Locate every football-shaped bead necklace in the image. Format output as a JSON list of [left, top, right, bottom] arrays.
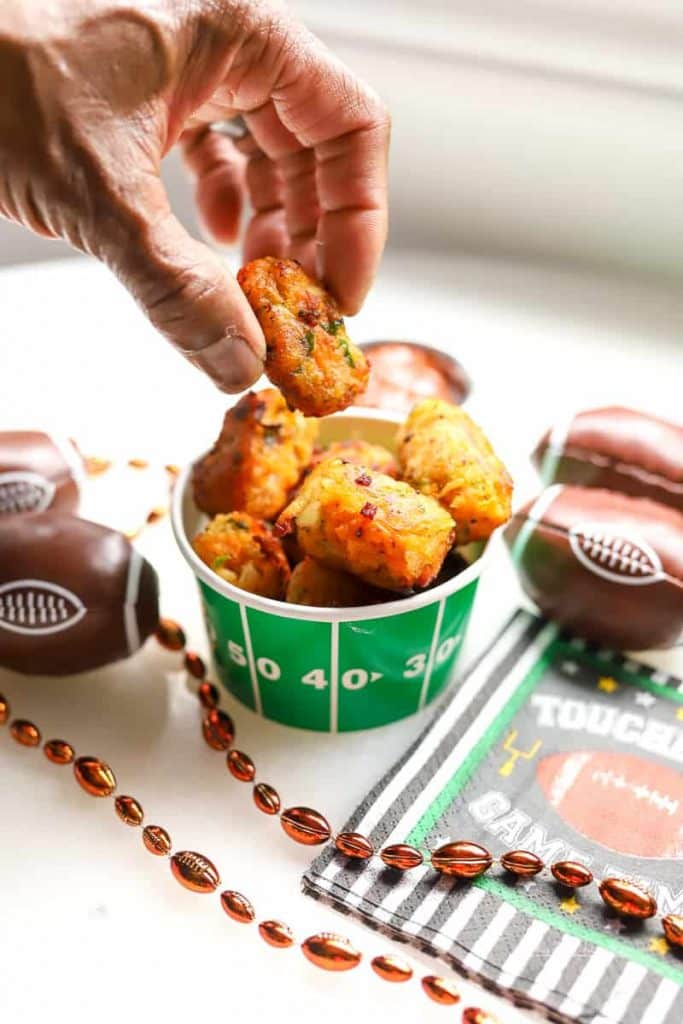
[[1, 619, 680, 1022]]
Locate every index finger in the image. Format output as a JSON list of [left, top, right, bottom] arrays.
[[245, 26, 390, 313]]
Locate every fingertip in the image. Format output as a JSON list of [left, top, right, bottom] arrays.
[[317, 205, 386, 314]]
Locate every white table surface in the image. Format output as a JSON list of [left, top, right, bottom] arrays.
[[0, 251, 681, 1024]]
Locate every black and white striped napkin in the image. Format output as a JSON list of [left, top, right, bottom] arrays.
[[304, 611, 683, 1024]]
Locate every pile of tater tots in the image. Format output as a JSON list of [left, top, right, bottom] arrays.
[[191, 256, 513, 608], [191, 388, 512, 607]]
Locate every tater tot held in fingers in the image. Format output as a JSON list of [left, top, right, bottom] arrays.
[[397, 399, 513, 545], [237, 258, 370, 416], [276, 458, 456, 592]]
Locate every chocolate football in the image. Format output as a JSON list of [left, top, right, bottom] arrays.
[[0, 514, 159, 675], [505, 485, 683, 650], [0, 430, 83, 517], [532, 406, 683, 510]]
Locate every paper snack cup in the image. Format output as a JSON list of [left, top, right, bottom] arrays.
[[172, 408, 491, 732]]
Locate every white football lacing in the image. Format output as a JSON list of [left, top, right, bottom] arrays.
[[576, 529, 654, 577]]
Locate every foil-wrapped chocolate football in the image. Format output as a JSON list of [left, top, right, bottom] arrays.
[[0, 514, 159, 675], [533, 407, 683, 510], [506, 485, 683, 650], [0, 430, 83, 517]]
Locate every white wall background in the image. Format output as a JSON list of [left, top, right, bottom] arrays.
[[2, 0, 683, 279]]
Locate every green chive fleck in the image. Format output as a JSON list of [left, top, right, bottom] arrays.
[[303, 330, 315, 355], [338, 338, 355, 367], [262, 424, 282, 447], [227, 517, 249, 531]]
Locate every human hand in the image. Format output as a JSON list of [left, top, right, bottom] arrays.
[[0, 1, 389, 391]]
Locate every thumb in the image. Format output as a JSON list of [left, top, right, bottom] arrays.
[[102, 177, 265, 393]]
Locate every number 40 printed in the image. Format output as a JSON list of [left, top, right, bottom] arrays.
[[226, 635, 459, 692]]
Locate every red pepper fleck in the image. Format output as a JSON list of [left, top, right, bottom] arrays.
[[360, 502, 377, 519], [355, 472, 372, 487], [273, 520, 292, 537]]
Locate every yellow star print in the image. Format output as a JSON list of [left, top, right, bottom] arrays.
[[675, 707, 683, 722], [648, 937, 670, 956], [560, 896, 580, 915], [598, 676, 619, 694]]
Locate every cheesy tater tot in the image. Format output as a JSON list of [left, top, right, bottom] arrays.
[[237, 258, 369, 417], [397, 399, 513, 545], [192, 388, 317, 520], [286, 557, 383, 608], [192, 512, 290, 599], [277, 458, 455, 591], [311, 439, 398, 477]]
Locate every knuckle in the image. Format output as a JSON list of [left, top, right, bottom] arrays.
[[147, 262, 220, 322]]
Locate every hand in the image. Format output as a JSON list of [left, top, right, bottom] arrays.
[[0, 1, 389, 391]]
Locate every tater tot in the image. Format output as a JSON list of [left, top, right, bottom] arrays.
[[397, 399, 513, 545], [192, 388, 317, 520], [276, 458, 455, 591], [237, 257, 369, 417], [286, 557, 383, 608], [192, 512, 290, 599], [310, 439, 398, 477]]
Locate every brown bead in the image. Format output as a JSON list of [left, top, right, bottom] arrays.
[[258, 920, 294, 948], [184, 651, 207, 680], [220, 890, 255, 924], [335, 832, 374, 860], [155, 618, 186, 651], [10, 719, 41, 747], [146, 506, 167, 525], [462, 1009, 501, 1024], [301, 933, 361, 971], [170, 851, 220, 894], [115, 795, 144, 827], [201, 709, 234, 751], [501, 850, 544, 877], [380, 843, 424, 871], [421, 975, 460, 1006], [43, 739, 75, 765], [551, 861, 594, 888], [253, 782, 280, 815], [165, 464, 180, 477], [431, 841, 493, 879], [128, 458, 149, 469], [143, 825, 172, 856], [197, 681, 219, 709], [73, 756, 116, 797], [371, 954, 413, 983], [0, 694, 9, 725], [83, 455, 111, 476], [662, 914, 683, 948], [227, 749, 255, 783], [598, 878, 657, 919], [281, 807, 332, 846]]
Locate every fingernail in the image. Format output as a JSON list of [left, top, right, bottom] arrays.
[[192, 334, 264, 392]]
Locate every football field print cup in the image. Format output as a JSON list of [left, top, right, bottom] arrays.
[[173, 409, 491, 732]]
